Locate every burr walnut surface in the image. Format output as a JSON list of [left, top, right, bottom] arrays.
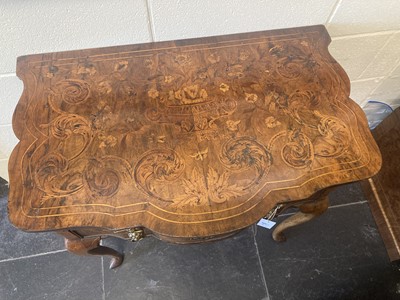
[[9, 25, 381, 243]]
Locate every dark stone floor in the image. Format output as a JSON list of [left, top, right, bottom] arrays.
[[1, 178, 399, 300]]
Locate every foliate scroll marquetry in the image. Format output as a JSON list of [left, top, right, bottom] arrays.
[[133, 143, 267, 206], [314, 112, 351, 157], [134, 149, 185, 202], [180, 167, 244, 206], [220, 137, 272, 183], [281, 130, 314, 169], [34, 153, 83, 202], [14, 26, 368, 222], [51, 79, 91, 105], [83, 156, 133, 199], [47, 114, 92, 159]]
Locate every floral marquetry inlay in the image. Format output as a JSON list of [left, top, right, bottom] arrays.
[[9, 25, 381, 238]]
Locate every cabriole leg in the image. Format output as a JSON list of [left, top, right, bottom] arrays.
[[64, 236, 124, 269], [272, 192, 330, 242]]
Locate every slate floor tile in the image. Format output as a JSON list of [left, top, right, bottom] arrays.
[[255, 202, 400, 300], [0, 191, 64, 260], [1, 177, 398, 300], [0, 177, 8, 198], [103, 227, 268, 300], [0, 251, 103, 300], [328, 182, 367, 207], [272, 183, 367, 218]]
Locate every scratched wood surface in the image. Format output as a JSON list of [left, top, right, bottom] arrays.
[[9, 25, 381, 241]]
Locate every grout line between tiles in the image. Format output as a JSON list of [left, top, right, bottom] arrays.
[[358, 33, 396, 80], [0, 249, 67, 264], [101, 256, 106, 300], [0, 73, 16, 78], [145, 0, 156, 42], [351, 77, 384, 83], [251, 225, 270, 300], [332, 30, 396, 40], [385, 58, 400, 78], [329, 200, 368, 209], [277, 200, 368, 218], [325, 0, 342, 25]]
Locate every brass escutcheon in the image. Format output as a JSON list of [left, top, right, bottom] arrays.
[[265, 204, 284, 220], [127, 227, 144, 242]]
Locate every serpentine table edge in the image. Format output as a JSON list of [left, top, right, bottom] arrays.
[[8, 25, 382, 268]]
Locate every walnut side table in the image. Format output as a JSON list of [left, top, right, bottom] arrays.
[[8, 25, 381, 268]]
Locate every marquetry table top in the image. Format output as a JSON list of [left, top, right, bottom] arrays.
[[9, 25, 381, 239]]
